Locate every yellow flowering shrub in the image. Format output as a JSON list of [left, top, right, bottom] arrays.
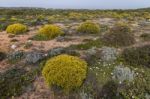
[[6, 23, 27, 35], [38, 24, 64, 39], [42, 54, 87, 92], [77, 21, 100, 34]]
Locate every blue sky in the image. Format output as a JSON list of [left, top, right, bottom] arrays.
[[0, 0, 150, 9]]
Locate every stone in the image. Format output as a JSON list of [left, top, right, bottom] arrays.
[[25, 51, 45, 64], [47, 47, 65, 57], [11, 44, 17, 50]]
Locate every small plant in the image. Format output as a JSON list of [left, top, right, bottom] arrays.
[[77, 21, 100, 34], [0, 23, 9, 32], [37, 24, 64, 40], [42, 54, 87, 92], [24, 40, 33, 49], [6, 23, 27, 35], [0, 52, 6, 61], [122, 44, 150, 68]]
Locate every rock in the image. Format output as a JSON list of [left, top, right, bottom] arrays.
[[25, 51, 45, 64], [11, 44, 17, 50], [47, 47, 65, 57], [56, 36, 66, 42], [56, 36, 73, 42], [99, 47, 118, 64], [112, 65, 135, 83]]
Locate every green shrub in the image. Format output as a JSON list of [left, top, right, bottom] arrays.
[[42, 54, 87, 92], [6, 23, 27, 35], [77, 21, 100, 34], [37, 24, 64, 40], [122, 45, 150, 68]]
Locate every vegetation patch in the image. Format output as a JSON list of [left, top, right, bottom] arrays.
[[0, 68, 33, 98], [69, 39, 103, 50], [122, 44, 150, 68], [0, 23, 8, 31], [102, 25, 135, 47], [77, 21, 100, 34], [6, 23, 28, 35], [42, 54, 87, 93], [34, 24, 64, 40], [111, 22, 131, 33]]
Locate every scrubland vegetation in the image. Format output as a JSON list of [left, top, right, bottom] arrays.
[[0, 8, 150, 99]]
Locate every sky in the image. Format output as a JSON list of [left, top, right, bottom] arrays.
[[0, 0, 150, 9]]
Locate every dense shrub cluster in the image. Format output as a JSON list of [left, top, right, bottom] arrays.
[[42, 54, 87, 92], [6, 23, 27, 34], [77, 21, 100, 34], [122, 44, 150, 68], [102, 22, 135, 47], [37, 24, 64, 40]]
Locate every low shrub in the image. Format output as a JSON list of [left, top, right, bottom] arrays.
[[122, 44, 150, 68], [37, 24, 64, 40], [102, 32, 135, 47], [111, 22, 131, 33], [42, 54, 87, 92], [102, 22, 135, 47], [0, 68, 33, 98], [6, 23, 27, 35], [77, 21, 100, 34]]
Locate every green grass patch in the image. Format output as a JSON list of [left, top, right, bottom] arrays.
[[69, 39, 103, 50]]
